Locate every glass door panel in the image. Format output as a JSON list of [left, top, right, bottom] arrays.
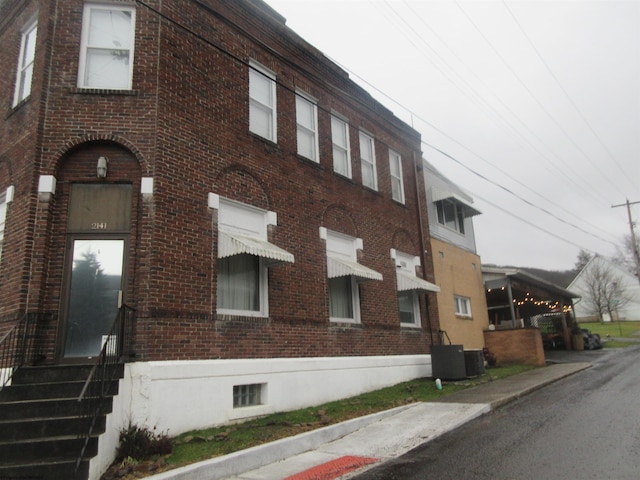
[[64, 239, 124, 358]]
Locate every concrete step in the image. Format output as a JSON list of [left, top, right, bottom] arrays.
[[0, 415, 106, 442], [0, 396, 113, 422], [10, 364, 97, 384], [0, 435, 98, 463], [0, 457, 89, 480], [0, 378, 119, 401]]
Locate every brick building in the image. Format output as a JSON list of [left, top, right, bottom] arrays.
[[1, 1, 441, 476]]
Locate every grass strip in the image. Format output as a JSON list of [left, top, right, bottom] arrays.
[[166, 364, 533, 468]]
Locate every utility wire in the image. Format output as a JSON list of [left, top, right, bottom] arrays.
[[424, 141, 620, 248], [393, 0, 615, 208], [503, 1, 638, 195], [455, 1, 624, 196], [135, 0, 622, 251]]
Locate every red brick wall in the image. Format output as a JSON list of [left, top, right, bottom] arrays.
[[0, 0, 440, 362], [484, 328, 546, 366]]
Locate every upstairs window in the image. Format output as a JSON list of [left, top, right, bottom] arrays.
[[331, 115, 351, 178], [13, 19, 37, 106], [359, 132, 377, 190], [436, 199, 465, 234], [78, 4, 136, 89], [296, 91, 319, 162], [389, 149, 405, 203], [249, 61, 277, 142], [213, 195, 294, 317]]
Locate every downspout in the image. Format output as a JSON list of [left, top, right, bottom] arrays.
[[413, 152, 436, 346]]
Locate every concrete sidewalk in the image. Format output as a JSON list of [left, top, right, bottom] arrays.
[[148, 362, 591, 480]]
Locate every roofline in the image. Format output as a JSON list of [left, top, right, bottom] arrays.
[[482, 266, 579, 298]]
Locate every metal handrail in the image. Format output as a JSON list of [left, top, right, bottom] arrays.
[[0, 313, 40, 391], [75, 304, 136, 474]]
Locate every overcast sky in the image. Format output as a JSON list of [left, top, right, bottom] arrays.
[[266, 0, 639, 271]]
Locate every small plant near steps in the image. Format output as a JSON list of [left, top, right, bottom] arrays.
[[101, 424, 172, 480]]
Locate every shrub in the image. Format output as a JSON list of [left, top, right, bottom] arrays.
[[117, 424, 172, 461]]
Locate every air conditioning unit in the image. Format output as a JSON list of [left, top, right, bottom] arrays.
[[431, 344, 466, 380]]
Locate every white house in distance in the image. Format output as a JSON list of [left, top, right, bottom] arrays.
[[568, 255, 640, 321]]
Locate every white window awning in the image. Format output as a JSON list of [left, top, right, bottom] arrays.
[[327, 255, 383, 282], [431, 187, 481, 217], [218, 231, 294, 265], [396, 271, 440, 293]]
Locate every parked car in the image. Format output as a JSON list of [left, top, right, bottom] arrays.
[[541, 332, 565, 350], [582, 329, 603, 350]]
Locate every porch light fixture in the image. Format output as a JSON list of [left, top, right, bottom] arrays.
[[97, 156, 108, 178]]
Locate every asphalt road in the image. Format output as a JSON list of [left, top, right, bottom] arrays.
[[352, 345, 640, 480]]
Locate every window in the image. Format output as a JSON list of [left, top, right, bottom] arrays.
[[218, 254, 261, 312], [233, 384, 262, 408], [454, 295, 472, 317], [78, 4, 136, 89], [214, 195, 294, 317], [331, 115, 351, 177], [398, 291, 419, 325], [359, 132, 377, 190], [323, 228, 382, 323], [13, 19, 37, 106], [436, 199, 465, 234], [393, 250, 440, 326], [296, 91, 319, 162], [389, 149, 404, 203], [0, 193, 7, 263], [394, 252, 420, 326], [249, 61, 277, 141]]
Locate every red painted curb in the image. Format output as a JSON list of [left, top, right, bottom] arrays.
[[283, 455, 379, 480]]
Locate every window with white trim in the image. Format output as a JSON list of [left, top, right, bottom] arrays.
[[359, 131, 377, 190], [0, 193, 7, 263], [249, 61, 277, 141], [214, 196, 294, 317], [331, 115, 351, 177], [13, 19, 37, 106], [296, 91, 319, 162], [436, 199, 466, 234], [394, 251, 420, 326], [389, 149, 405, 203], [454, 295, 471, 317], [78, 4, 136, 90], [323, 229, 382, 323]]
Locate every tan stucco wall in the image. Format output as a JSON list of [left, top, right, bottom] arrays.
[[431, 238, 490, 349]]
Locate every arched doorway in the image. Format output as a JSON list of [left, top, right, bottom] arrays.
[[53, 142, 141, 361]]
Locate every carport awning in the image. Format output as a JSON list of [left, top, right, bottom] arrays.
[[218, 231, 294, 265], [327, 255, 383, 282], [397, 271, 440, 293]]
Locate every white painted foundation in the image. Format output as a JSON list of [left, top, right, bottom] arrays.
[[90, 354, 431, 480]]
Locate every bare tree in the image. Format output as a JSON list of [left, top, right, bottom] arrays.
[[574, 249, 592, 273], [612, 233, 640, 278], [581, 256, 631, 322]]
